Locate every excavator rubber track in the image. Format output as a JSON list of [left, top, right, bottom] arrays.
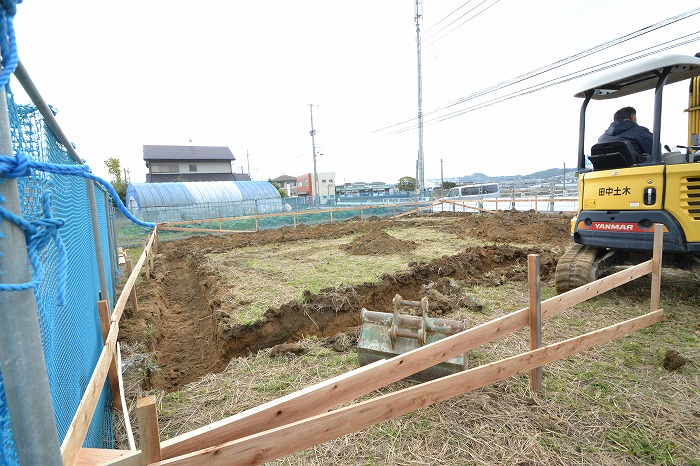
[[555, 243, 602, 294]]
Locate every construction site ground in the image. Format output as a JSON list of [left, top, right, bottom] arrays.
[[117, 210, 700, 465]]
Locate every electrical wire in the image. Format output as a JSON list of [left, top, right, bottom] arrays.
[[387, 32, 700, 134], [423, 0, 477, 33], [423, 0, 502, 47], [376, 7, 700, 134]]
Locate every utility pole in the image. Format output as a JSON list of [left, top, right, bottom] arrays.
[[415, 0, 425, 196], [309, 104, 319, 205], [563, 162, 566, 195], [440, 158, 443, 191], [247, 150, 251, 176]]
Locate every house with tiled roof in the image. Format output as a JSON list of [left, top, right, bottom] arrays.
[[143, 145, 251, 182]]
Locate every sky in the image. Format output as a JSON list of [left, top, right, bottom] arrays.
[[9, 0, 700, 186]]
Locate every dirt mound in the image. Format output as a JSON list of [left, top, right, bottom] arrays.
[[341, 230, 418, 255], [437, 210, 572, 247]]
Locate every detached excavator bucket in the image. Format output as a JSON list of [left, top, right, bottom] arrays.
[[358, 294, 468, 382]]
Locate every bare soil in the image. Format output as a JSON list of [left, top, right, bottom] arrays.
[[119, 210, 571, 391], [116, 210, 700, 465]]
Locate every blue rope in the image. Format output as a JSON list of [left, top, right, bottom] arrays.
[[0, 191, 67, 304], [0, 151, 156, 228], [0, 151, 155, 299], [0, 0, 20, 89]]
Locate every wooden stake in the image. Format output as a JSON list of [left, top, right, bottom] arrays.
[[157, 311, 662, 466], [651, 223, 663, 312], [136, 396, 161, 464], [147, 259, 655, 462], [97, 300, 122, 412], [125, 259, 139, 314], [154, 226, 159, 256], [528, 254, 542, 393]]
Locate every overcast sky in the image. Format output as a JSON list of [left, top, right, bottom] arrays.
[[10, 1, 700, 185]]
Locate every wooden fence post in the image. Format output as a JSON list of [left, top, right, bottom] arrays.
[[153, 226, 159, 256], [97, 300, 122, 412], [528, 254, 542, 393], [141, 240, 149, 279], [125, 259, 139, 314], [651, 223, 663, 311], [136, 396, 162, 464]]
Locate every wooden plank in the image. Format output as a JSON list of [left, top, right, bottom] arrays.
[[650, 223, 663, 312], [441, 199, 495, 214], [142, 240, 150, 281], [392, 201, 440, 219], [62, 229, 157, 465], [136, 396, 162, 464], [156, 197, 579, 229], [154, 225, 160, 256], [117, 342, 136, 451], [158, 203, 402, 228], [76, 448, 134, 465], [114, 254, 655, 462], [125, 259, 139, 315], [528, 254, 542, 393], [61, 323, 119, 466], [158, 226, 257, 234], [117, 247, 126, 266], [157, 310, 663, 466], [540, 260, 652, 319], [112, 231, 156, 324], [98, 300, 122, 412]]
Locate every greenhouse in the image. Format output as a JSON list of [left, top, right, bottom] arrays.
[[126, 181, 282, 223]]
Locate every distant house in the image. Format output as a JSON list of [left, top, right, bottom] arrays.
[[271, 175, 297, 197], [143, 145, 251, 183], [296, 173, 313, 197]]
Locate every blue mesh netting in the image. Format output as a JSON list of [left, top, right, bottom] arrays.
[[0, 90, 115, 463]]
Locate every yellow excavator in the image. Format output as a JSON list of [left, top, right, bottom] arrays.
[[555, 53, 700, 293]]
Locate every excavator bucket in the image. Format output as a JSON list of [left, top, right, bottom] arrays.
[[358, 294, 468, 382]]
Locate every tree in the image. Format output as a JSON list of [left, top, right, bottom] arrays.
[[397, 176, 417, 192], [104, 157, 127, 204], [442, 181, 457, 189], [268, 179, 288, 198]]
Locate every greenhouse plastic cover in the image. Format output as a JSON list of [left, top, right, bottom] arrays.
[[126, 181, 280, 209]]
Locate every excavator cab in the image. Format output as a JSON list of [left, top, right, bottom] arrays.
[[555, 54, 700, 293]]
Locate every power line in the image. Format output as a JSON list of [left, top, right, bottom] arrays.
[[376, 7, 700, 134], [423, 0, 502, 47], [387, 32, 700, 134], [423, 0, 477, 33]]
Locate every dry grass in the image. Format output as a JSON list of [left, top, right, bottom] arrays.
[[205, 227, 471, 326], [115, 268, 700, 465], [115, 214, 699, 465]]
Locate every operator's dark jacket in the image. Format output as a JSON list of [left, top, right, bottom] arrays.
[[598, 120, 653, 156]]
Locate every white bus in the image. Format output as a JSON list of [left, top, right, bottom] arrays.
[[445, 182, 500, 200]]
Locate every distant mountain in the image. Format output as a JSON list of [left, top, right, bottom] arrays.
[[434, 167, 577, 185]]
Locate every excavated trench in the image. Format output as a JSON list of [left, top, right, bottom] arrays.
[[118, 213, 570, 391]]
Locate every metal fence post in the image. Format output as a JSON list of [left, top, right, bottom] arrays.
[[14, 62, 110, 304], [0, 87, 63, 464]]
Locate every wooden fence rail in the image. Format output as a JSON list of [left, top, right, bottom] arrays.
[[63, 226, 159, 466], [156, 197, 578, 234], [100, 225, 664, 465]]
